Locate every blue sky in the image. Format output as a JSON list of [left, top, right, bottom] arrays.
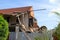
[[0, 0, 60, 30]]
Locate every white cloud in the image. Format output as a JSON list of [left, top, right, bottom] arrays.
[[48, 12, 55, 17], [49, 0, 56, 3], [49, 0, 60, 6]]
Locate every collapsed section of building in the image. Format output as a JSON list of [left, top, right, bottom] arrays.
[[0, 6, 39, 32]]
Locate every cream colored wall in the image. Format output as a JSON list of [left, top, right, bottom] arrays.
[[29, 7, 34, 17], [24, 13, 29, 31]]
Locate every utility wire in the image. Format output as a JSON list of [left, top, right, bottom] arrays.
[[29, 9, 46, 12]]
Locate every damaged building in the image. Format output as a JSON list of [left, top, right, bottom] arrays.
[[0, 6, 39, 32]]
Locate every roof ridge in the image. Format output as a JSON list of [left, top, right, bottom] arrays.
[[0, 6, 32, 10]]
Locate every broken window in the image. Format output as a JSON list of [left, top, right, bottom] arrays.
[[4, 16, 10, 23], [9, 27, 15, 32], [29, 18, 33, 27], [16, 18, 19, 24], [33, 18, 37, 23]]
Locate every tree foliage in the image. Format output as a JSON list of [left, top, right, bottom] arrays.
[[0, 15, 9, 40], [54, 23, 60, 40], [53, 12, 60, 20], [53, 12, 60, 40]]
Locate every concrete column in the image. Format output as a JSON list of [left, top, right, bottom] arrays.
[[22, 13, 24, 24], [15, 24, 19, 40]]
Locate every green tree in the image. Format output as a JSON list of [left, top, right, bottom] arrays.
[[53, 12, 60, 40], [54, 23, 60, 40], [0, 15, 9, 40]]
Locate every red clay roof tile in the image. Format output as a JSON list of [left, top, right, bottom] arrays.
[[0, 6, 32, 14]]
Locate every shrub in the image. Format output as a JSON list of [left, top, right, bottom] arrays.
[[0, 15, 9, 40], [34, 36, 41, 40]]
